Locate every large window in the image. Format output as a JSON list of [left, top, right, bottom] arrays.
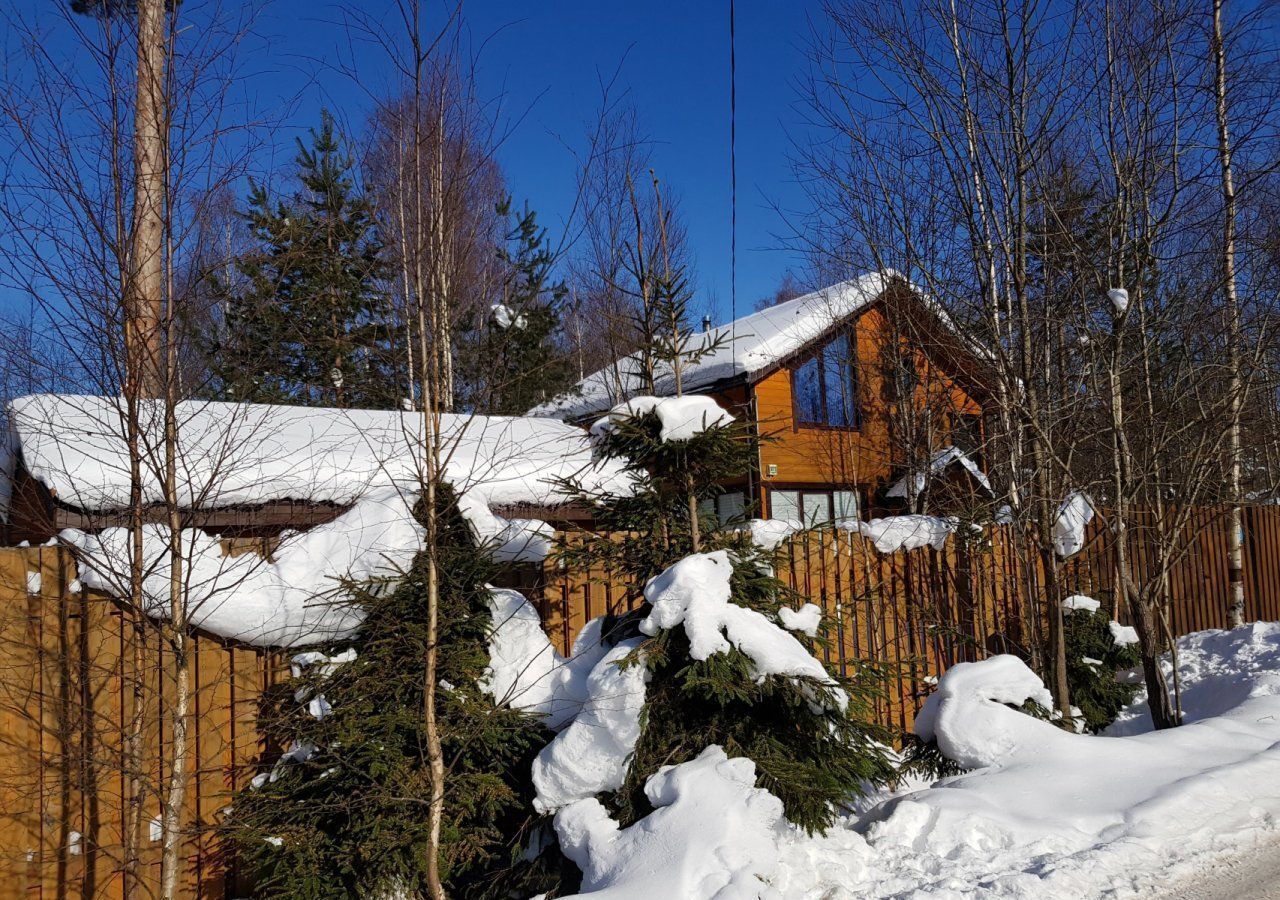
[[793, 332, 860, 428], [769, 489, 861, 526]]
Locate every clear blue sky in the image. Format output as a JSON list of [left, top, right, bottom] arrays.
[[246, 0, 820, 323]]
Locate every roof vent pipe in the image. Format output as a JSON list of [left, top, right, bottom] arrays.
[[702, 315, 712, 332]]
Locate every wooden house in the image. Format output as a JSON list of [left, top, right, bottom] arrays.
[[529, 272, 998, 521]]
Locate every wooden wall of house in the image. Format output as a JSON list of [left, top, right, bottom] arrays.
[[753, 305, 986, 509]]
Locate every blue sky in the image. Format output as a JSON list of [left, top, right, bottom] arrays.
[[245, 0, 820, 323]]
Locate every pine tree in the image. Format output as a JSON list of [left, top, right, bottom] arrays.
[[224, 488, 566, 899], [456, 199, 577, 414], [555, 189, 894, 833], [211, 111, 399, 409]]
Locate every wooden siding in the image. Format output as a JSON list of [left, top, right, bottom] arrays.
[[754, 305, 985, 505]]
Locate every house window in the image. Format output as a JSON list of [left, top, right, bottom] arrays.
[[793, 332, 860, 428], [769, 488, 861, 525], [833, 490, 860, 523], [770, 489, 800, 522], [697, 491, 748, 526], [717, 491, 746, 522], [889, 346, 918, 406]]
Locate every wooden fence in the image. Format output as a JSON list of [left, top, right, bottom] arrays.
[[1057, 504, 1280, 633], [2, 504, 1280, 896], [534, 526, 1043, 736], [0, 547, 286, 900]]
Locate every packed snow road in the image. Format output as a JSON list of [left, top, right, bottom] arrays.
[[1160, 838, 1280, 899]]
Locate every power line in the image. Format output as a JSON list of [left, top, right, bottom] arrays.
[[732, 0, 742, 335]]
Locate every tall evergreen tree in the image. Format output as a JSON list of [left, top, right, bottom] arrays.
[[225, 487, 566, 898], [555, 207, 894, 833], [211, 112, 398, 408], [456, 199, 577, 414]]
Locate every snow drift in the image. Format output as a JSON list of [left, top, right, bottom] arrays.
[[555, 746, 785, 900], [557, 623, 1280, 898]]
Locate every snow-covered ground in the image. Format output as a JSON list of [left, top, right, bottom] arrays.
[[550, 621, 1280, 899]]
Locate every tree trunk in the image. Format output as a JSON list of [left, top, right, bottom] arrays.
[[131, 0, 166, 398], [412, 50, 447, 896], [1110, 359, 1176, 729], [123, 394, 147, 900], [158, 632, 190, 899], [1212, 0, 1247, 629]]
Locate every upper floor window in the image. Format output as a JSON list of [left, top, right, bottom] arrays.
[[793, 331, 860, 428]]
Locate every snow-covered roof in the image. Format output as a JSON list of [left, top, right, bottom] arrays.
[[530, 271, 897, 421], [7, 394, 628, 514]]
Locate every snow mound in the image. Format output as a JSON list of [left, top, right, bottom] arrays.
[[1108, 287, 1130, 314], [62, 489, 422, 647], [1052, 492, 1094, 557], [1061, 594, 1100, 613], [590, 395, 734, 443], [639, 551, 840, 695], [555, 745, 785, 899], [778, 603, 821, 638], [1109, 621, 1280, 734], [490, 303, 527, 330], [746, 518, 800, 551], [531, 636, 650, 813], [1109, 620, 1138, 646], [911, 655, 1058, 769], [457, 491, 553, 563], [481, 589, 610, 732]]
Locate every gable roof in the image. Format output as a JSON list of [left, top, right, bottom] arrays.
[[529, 270, 990, 422], [5, 394, 628, 516]]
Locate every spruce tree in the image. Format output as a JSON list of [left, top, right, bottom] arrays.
[[1063, 602, 1141, 733], [555, 207, 894, 833], [211, 111, 398, 408], [456, 199, 577, 414], [224, 487, 566, 899]]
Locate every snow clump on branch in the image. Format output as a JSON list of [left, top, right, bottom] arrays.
[[590, 394, 734, 443]]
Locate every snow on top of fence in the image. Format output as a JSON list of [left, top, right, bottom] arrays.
[[6, 393, 630, 514], [747, 515, 961, 554]]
